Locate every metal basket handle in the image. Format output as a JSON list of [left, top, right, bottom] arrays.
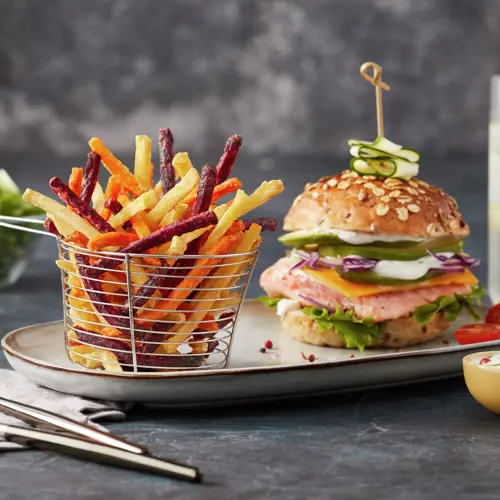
[[0, 215, 56, 238]]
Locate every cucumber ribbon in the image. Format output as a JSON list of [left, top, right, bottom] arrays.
[[348, 136, 420, 180]]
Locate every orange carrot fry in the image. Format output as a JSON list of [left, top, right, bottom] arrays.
[[69, 168, 83, 196], [88, 232, 139, 251], [101, 175, 123, 220], [197, 313, 218, 333], [66, 231, 89, 248], [137, 234, 242, 324], [89, 137, 144, 197], [225, 220, 245, 236], [186, 178, 242, 207], [101, 326, 123, 338]]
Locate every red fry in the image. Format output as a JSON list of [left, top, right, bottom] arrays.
[[80, 152, 101, 205], [50, 177, 115, 233], [191, 164, 217, 216], [215, 135, 242, 185], [159, 128, 175, 195], [104, 197, 123, 216], [44, 218, 60, 236], [137, 233, 242, 324], [85, 211, 218, 278], [242, 217, 277, 232], [186, 177, 242, 207]]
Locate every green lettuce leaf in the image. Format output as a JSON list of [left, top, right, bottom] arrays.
[[413, 285, 484, 326], [301, 306, 380, 351], [256, 296, 282, 308]]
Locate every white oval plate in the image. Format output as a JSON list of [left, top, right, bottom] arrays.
[[1, 301, 496, 407]]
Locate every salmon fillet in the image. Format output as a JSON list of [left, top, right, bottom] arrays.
[[260, 257, 472, 323]]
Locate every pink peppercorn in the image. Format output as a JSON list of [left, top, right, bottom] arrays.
[[264, 340, 273, 349], [308, 354, 316, 362], [480, 357, 491, 365]]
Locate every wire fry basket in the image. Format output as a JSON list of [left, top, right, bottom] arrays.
[[56, 238, 258, 373]]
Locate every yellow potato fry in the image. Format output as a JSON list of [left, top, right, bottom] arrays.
[[200, 190, 248, 252], [160, 203, 188, 226], [128, 259, 150, 287], [48, 214, 74, 237], [91, 182, 106, 213], [108, 189, 157, 230], [146, 168, 200, 228], [56, 259, 75, 273], [68, 295, 102, 332], [69, 345, 102, 369], [134, 135, 153, 191], [131, 214, 151, 238], [171, 224, 261, 345], [154, 181, 163, 200], [165, 312, 186, 323], [97, 349, 123, 372], [218, 292, 240, 310], [23, 189, 100, 239], [201, 181, 283, 252], [172, 152, 193, 179]]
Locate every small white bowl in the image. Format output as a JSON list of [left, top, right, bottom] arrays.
[[463, 351, 500, 414]]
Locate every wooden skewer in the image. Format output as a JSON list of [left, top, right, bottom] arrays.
[[360, 62, 391, 138]]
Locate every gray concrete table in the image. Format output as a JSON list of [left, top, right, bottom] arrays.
[[0, 154, 496, 500]]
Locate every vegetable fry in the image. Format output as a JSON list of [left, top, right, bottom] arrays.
[[215, 134, 242, 185], [160, 203, 188, 227], [108, 189, 157, 230], [242, 217, 277, 231], [171, 224, 261, 345], [191, 164, 216, 216], [86, 211, 218, 277], [50, 177, 115, 233], [172, 152, 193, 179], [91, 182, 105, 214], [44, 218, 60, 236], [74, 254, 130, 331], [104, 197, 123, 216], [101, 175, 123, 219], [201, 180, 283, 252], [23, 189, 100, 239], [125, 236, 188, 314], [89, 137, 144, 197], [159, 128, 175, 195], [68, 167, 83, 197], [80, 152, 101, 205], [131, 214, 151, 238], [137, 233, 242, 323], [185, 177, 242, 207], [88, 232, 138, 251], [145, 168, 200, 228], [134, 135, 153, 191]]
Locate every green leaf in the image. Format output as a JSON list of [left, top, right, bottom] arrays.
[[256, 296, 282, 308], [301, 306, 380, 351], [413, 285, 484, 326]]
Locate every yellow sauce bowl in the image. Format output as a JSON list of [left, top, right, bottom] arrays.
[[463, 351, 500, 414]]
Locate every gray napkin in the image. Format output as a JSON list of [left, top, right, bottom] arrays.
[[0, 369, 130, 451]]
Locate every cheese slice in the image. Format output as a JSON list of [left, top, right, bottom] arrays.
[[303, 268, 478, 298]]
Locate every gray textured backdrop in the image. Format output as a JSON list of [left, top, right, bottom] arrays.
[[0, 0, 498, 159]]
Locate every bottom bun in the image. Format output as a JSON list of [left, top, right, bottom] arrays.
[[281, 310, 451, 349]]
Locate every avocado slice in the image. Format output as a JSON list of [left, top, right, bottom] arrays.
[[318, 239, 463, 261]]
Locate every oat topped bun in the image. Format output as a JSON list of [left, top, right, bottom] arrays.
[[283, 170, 469, 239]]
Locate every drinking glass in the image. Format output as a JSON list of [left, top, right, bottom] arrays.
[[488, 76, 500, 303]]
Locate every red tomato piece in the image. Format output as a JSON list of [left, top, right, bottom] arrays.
[[455, 323, 500, 345], [485, 304, 500, 323]]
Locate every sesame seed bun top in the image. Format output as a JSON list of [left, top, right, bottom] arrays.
[[283, 170, 469, 238]]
